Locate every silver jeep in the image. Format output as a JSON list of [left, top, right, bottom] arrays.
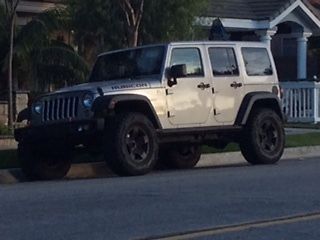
[[15, 41, 285, 180]]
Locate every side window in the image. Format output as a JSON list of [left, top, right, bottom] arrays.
[[242, 48, 273, 76], [208, 48, 239, 76], [170, 48, 204, 77]]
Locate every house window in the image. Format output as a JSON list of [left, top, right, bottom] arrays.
[[208, 48, 239, 76], [242, 48, 273, 76], [170, 48, 204, 77]]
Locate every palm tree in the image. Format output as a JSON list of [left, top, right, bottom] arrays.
[[0, 6, 89, 94], [0, 4, 10, 95]]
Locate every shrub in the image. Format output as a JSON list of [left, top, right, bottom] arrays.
[[0, 124, 11, 136]]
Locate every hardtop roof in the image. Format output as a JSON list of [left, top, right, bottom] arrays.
[[98, 41, 269, 56]]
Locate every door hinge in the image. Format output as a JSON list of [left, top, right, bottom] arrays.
[[167, 111, 175, 118], [213, 109, 221, 116], [166, 89, 173, 95]]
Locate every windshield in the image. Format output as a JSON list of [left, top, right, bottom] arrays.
[[89, 46, 165, 82]]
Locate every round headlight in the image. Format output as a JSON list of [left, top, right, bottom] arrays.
[[83, 93, 94, 109], [34, 102, 42, 114]]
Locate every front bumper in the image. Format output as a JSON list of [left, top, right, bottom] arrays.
[[14, 119, 105, 144]]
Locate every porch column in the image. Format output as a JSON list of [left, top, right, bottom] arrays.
[[297, 32, 312, 80], [256, 28, 277, 47]]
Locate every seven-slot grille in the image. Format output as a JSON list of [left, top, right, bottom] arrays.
[[42, 96, 80, 122]]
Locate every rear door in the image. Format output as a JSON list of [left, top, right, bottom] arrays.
[[208, 46, 244, 124]]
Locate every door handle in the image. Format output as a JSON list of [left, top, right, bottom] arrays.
[[197, 82, 211, 90], [230, 81, 243, 89]]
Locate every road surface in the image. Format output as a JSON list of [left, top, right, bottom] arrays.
[[0, 157, 320, 240]]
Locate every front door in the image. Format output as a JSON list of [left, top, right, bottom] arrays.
[[166, 47, 212, 126], [208, 46, 243, 124]]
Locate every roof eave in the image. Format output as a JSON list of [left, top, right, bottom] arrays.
[[270, 0, 320, 29]]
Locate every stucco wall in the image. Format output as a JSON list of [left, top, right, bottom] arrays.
[[0, 92, 29, 125], [15, 92, 28, 116]]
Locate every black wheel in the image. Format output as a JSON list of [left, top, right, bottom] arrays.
[[18, 143, 72, 180], [240, 108, 285, 165], [104, 113, 158, 176], [162, 144, 201, 169]]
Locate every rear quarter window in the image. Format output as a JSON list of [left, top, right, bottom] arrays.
[[242, 48, 273, 76]]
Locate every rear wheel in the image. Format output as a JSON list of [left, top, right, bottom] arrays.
[[161, 144, 201, 169], [104, 113, 158, 176], [240, 108, 285, 165], [18, 143, 72, 180]]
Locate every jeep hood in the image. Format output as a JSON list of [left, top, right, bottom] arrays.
[[54, 78, 161, 94]]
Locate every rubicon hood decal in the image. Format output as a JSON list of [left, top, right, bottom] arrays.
[[54, 80, 155, 94], [111, 82, 150, 91]]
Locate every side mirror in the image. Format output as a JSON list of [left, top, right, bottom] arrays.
[[168, 64, 187, 87], [170, 64, 187, 79]]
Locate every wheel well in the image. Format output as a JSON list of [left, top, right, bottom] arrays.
[[248, 99, 283, 121], [114, 101, 161, 129], [236, 92, 285, 126]]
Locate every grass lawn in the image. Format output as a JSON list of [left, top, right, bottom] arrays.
[[1, 132, 320, 169]]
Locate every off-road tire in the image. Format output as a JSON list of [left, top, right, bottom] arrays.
[[104, 113, 158, 176], [18, 143, 72, 181], [162, 144, 201, 169], [240, 108, 285, 165]]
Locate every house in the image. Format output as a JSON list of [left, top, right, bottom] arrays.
[[199, 0, 320, 81]]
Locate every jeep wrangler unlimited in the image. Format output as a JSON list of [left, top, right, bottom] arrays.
[[15, 41, 285, 180]]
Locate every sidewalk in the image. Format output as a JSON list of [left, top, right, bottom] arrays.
[[285, 128, 320, 135], [1, 145, 320, 184]]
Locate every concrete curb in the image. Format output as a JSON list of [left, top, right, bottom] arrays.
[[198, 145, 320, 168], [1, 146, 320, 184]]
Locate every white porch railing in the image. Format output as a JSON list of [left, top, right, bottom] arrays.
[[280, 81, 320, 123]]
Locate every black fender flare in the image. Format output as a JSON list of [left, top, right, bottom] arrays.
[[235, 92, 284, 125], [17, 108, 31, 122], [92, 94, 162, 129]]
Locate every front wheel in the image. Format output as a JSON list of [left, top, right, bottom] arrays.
[[18, 143, 72, 180], [240, 108, 285, 165], [104, 113, 158, 176]]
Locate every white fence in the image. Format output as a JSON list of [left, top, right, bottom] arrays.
[[280, 82, 320, 123]]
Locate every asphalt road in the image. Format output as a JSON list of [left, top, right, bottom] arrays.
[[1, 158, 320, 240]]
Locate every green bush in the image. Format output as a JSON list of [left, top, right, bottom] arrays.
[[0, 124, 12, 136]]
